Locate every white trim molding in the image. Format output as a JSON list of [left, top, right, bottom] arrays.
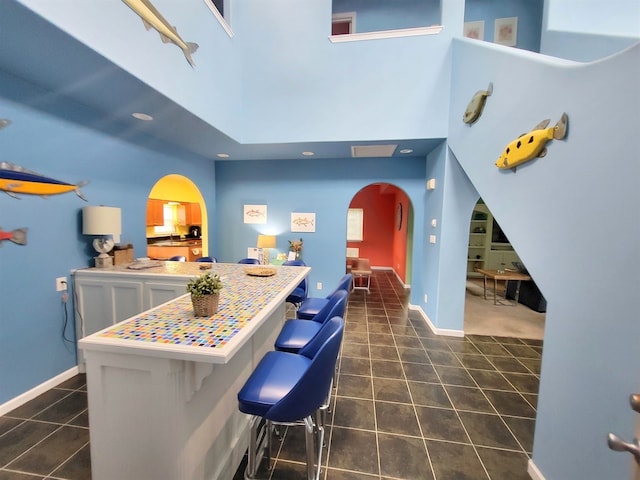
[[330, 25, 443, 43], [201, 0, 233, 38], [0, 366, 80, 416], [528, 459, 546, 480], [409, 305, 464, 337]]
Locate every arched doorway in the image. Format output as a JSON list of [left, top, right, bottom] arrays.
[[145, 175, 209, 260], [346, 183, 413, 286], [464, 198, 546, 339]]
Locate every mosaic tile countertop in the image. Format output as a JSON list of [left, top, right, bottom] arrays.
[[79, 263, 309, 364]]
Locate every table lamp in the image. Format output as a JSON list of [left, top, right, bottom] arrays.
[[256, 234, 276, 265], [83, 206, 122, 268]]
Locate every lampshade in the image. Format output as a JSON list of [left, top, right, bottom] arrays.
[[83, 206, 122, 244], [256, 234, 276, 249]]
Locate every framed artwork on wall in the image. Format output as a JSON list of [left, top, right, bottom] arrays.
[[494, 17, 518, 46], [463, 20, 484, 40], [291, 212, 316, 232], [243, 204, 267, 224]]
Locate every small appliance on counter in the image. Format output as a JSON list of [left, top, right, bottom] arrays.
[[188, 225, 201, 238]]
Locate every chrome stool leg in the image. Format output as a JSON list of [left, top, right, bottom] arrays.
[[303, 415, 324, 480], [245, 416, 272, 480]]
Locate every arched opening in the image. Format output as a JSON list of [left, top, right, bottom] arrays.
[[345, 183, 413, 287], [464, 198, 546, 338], [145, 174, 209, 261]]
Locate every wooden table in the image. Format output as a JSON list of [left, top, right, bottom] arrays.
[[351, 258, 372, 293], [475, 268, 531, 306]]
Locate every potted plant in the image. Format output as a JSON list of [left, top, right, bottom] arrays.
[[186, 272, 223, 317]]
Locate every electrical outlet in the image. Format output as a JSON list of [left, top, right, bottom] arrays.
[[56, 277, 67, 292], [429, 235, 436, 244], [316, 282, 322, 290], [424, 294, 428, 303]]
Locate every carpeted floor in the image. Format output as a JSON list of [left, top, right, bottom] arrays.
[[464, 279, 546, 340]]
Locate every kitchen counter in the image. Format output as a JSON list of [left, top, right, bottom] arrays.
[[146, 239, 203, 261], [78, 263, 309, 480], [79, 262, 308, 363], [147, 239, 202, 247]]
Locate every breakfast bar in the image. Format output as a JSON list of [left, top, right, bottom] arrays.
[[78, 263, 309, 480]]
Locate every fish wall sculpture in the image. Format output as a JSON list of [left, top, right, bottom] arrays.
[[496, 113, 569, 172], [463, 82, 493, 125], [0, 227, 27, 246], [0, 162, 88, 200], [121, 0, 199, 67]]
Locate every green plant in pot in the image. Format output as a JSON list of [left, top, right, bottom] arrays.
[[186, 272, 223, 317]]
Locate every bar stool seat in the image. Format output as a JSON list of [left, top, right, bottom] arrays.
[[238, 352, 310, 418], [297, 274, 352, 320], [275, 289, 348, 353]]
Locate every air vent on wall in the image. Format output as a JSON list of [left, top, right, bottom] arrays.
[[351, 144, 398, 158]]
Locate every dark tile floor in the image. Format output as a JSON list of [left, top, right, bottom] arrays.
[[0, 270, 542, 480]]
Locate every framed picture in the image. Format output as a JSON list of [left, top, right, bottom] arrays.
[[494, 17, 517, 47], [243, 204, 267, 224], [291, 212, 316, 232], [463, 21, 484, 41]]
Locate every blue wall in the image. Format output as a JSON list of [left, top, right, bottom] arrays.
[[0, 73, 216, 403], [215, 157, 427, 299], [464, 0, 544, 52], [2, 1, 639, 479], [448, 38, 640, 480], [332, 0, 442, 32]]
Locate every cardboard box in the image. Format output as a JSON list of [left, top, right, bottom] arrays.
[[112, 245, 134, 265]]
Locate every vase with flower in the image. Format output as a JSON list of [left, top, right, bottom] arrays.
[[288, 238, 303, 260]]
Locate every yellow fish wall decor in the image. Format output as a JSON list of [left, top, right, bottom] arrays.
[[0, 162, 88, 200], [496, 113, 568, 172], [463, 82, 493, 125]]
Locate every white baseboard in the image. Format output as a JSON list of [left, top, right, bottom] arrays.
[[0, 366, 80, 416], [527, 459, 545, 480], [409, 304, 464, 337]]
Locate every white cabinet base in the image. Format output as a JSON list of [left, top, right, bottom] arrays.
[[85, 302, 286, 480]]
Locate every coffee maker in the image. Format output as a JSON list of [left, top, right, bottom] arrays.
[[188, 225, 201, 238]]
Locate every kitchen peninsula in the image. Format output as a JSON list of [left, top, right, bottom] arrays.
[[78, 262, 309, 480]]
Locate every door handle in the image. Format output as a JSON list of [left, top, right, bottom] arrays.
[[607, 433, 640, 465], [630, 394, 640, 414]]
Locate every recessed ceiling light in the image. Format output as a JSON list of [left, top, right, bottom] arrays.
[[131, 112, 153, 121], [0, 119, 11, 129], [217, 153, 230, 158], [302, 151, 315, 156], [399, 149, 413, 154]]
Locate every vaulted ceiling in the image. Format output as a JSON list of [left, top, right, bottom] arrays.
[[0, 1, 442, 161]]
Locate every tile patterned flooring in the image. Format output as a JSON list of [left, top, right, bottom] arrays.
[[0, 270, 542, 479]]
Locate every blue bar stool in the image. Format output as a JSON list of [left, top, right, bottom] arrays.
[[196, 256, 217, 262], [238, 258, 260, 264], [275, 289, 348, 429], [296, 274, 352, 320], [238, 316, 344, 480], [274, 289, 348, 354], [283, 260, 308, 309]]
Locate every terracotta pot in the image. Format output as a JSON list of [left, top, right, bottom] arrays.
[[191, 293, 219, 317]]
